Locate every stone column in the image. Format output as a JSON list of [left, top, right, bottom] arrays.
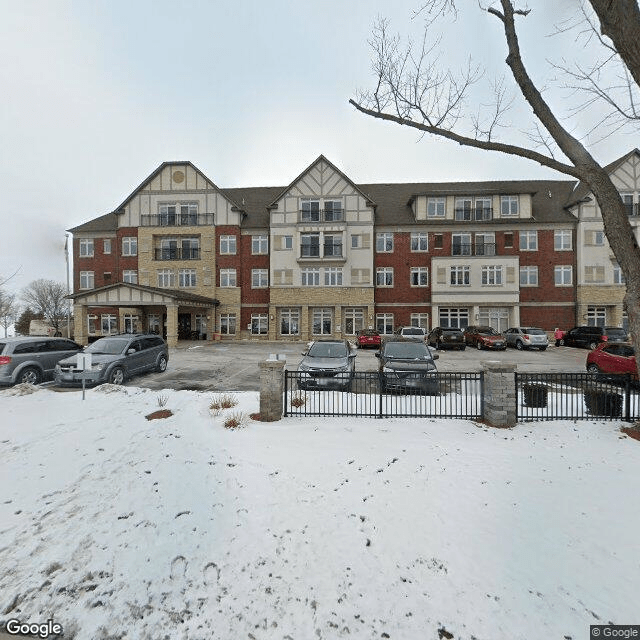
[[259, 359, 285, 421], [300, 306, 310, 342], [268, 305, 277, 341], [166, 304, 178, 347], [482, 360, 517, 428], [73, 304, 88, 345]]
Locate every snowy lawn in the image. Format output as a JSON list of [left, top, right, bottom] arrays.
[[1, 385, 639, 640]]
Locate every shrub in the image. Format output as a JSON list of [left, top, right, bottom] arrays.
[[156, 393, 169, 408], [223, 412, 247, 430], [210, 393, 239, 412], [290, 392, 307, 408]]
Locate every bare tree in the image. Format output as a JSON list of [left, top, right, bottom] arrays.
[[0, 289, 19, 337], [21, 279, 70, 335], [350, 0, 640, 371]]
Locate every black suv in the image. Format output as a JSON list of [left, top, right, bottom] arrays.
[[376, 338, 439, 394], [562, 326, 628, 350]]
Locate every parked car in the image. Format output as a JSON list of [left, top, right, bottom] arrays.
[[0, 337, 83, 386], [376, 338, 439, 394], [562, 326, 627, 350], [586, 342, 637, 379], [504, 327, 549, 351], [463, 326, 507, 350], [356, 329, 382, 349], [297, 339, 356, 391], [395, 326, 428, 341], [54, 334, 168, 386], [427, 327, 466, 350]]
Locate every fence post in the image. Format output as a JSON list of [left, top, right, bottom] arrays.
[[625, 373, 631, 422], [482, 361, 517, 428], [259, 358, 286, 421]]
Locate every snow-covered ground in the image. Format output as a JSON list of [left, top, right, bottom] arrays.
[[1, 385, 638, 640]]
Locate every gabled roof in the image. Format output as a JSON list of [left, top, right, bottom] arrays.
[[67, 212, 118, 234], [67, 282, 219, 306], [267, 154, 376, 210], [566, 148, 640, 208]]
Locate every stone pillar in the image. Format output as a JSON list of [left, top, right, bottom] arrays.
[[268, 305, 277, 340], [259, 359, 285, 421], [300, 306, 310, 342], [367, 304, 375, 331], [482, 360, 517, 428], [166, 304, 178, 347], [73, 304, 88, 345]]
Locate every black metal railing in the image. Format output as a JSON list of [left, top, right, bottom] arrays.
[[516, 372, 640, 421], [299, 208, 344, 223], [284, 371, 484, 419], [451, 243, 497, 256], [454, 207, 493, 221], [154, 247, 201, 260], [141, 213, 215, 227]]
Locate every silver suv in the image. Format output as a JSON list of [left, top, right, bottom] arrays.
[[55, 334, 168, 386], [0, 337, 83, 386]]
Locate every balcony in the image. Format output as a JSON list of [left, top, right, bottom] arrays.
[[454, 207, 493, 221], [141, 213, 215, 227], [154, 247, 201, 261], [299, 208, 344, 223], [451, 243, 497, 257]]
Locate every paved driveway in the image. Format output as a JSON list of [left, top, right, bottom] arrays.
[[121, 340, 590, 392]]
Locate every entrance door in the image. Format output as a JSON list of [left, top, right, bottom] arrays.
[[178, 313, 192, 340], [478, 308, 510, 332]]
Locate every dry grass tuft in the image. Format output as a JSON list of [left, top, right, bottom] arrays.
[[290, 392, 307, 408], [223, 412, 247, 430]]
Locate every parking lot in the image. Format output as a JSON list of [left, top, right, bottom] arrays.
[[101, 340, 592, 392]]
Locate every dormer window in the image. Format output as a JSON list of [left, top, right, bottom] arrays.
[[300, 198, 343, 222], [500, 195, 519, 216]]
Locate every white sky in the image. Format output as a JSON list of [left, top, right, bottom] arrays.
[[0, 0, 632, 295]]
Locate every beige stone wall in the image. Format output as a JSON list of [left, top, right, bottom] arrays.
[[577, 284, 626, 326]]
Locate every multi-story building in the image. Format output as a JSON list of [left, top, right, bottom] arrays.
[[68, 151, 640, 346]]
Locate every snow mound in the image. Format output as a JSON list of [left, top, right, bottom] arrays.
[[92, 383, 127, 394], [2, 383, 40, 396]]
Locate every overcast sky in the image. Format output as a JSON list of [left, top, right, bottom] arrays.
[[0, 0, 632, 297]]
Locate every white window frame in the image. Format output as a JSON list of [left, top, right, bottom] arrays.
[[101, 314, 117, 335], [439, 308, 469, 329], [252, 235, 268, 255], [79, 271, 94, 289], [452, 233, 472, 256], [376, 233, 394, 253], [344, 308, 364, 335], [312, 308, 333, 335], [103, 239, 111, 254], [376, 267, 394, 287], [376, 313, 394, 335], [324, 267, 343, 286], [280, 308, 300, 335], [283, 235, 293, 250], [220, 235, 237, 255], [554, 265, 573, 286], [554, 230, 572, 251], [79, 239, 94, 257], [179, 269, 197, 287], [300, 233, 320, 258], [323, 233, 343, 258], [220, 268, 237, 287], [148, 314, 161, 334], [613, 262, 626, 284], [519, 266, 538, 286], [157, 269, 175, 288], [410, 313, 429, 329], [252, 268, 269, 288], [410, 267, 429, 286], [301, 268, 321, 286], [500, 195, 519, 216], [450, 266, 470, 286], [411, 232, 428, 251], [427, 197, 445, 218], [123, 270, 137, 284], [251, 314, 268, 335], [519, 230, 538, 251], [481, 265, 503, 286], [220, 314, 236, 335], [122, 237, 137, 257], [300, 199, 321, 222]]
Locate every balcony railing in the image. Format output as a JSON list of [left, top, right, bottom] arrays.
[[454, 207, 493, 221], [154, 247, 201, 260], [299, 208, 344, 223], [625, 203, 639, 216], [451, 243, 497, 256], [141, 213, 215, 227]]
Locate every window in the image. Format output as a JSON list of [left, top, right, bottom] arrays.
[[301, 268, 320, 286], [180, 237, 200, 259], [103, 239, 111, 254], [252, 269, 268, 288], [122, 237, 137, 256], [474, 197, 492, 220], [410, 267, 429, 286], [301, 233, 320, 257], [439, 308, 469, 329], [434, 234, 443, 249], [475, 232, 495, 256], [123, 270, 138, 284], [411, 232, 428, 251], [101, 314, 117, 335], [157, 269, 175, 288], [251, 314, 268, 335], [504, 232, 513, 248], [323, 234, 343, 257], [283, 235, 293, 250], [220, 269, 237, 287], [482, 265, 503, 285], [123, 314, 139, 334], [87, 315, 98, 335], [554, 265, 573, 285], [220, 314, 236, 335], [376, 233, 394, 252], [79, 239, 94, 257], [613, 262, 626, 284], [411, 313, 429, 329], [450, 266, 470, 286], [376, 267, 394, 286], [344, 308, 364, 335], [554, 230, 572, 250], [586, 306, 607, 327], [220, 235, 237, 254], [520, 266, 538, 286], [280, 308, 300, 335], [352, 235, 360, 249], [79, 271, 94, 289], [584, 266, 605, 283], [622, 193, 634, 216], [301, 199, 320, 222], [376, 313, 394, 335], [427, 197, 445, 217], [252, 235, 268, 254], [519, 230, 538, 251], [312, 308, 332, 335], [103, 272, 112, 282], [325, 267, 343, 286], [500, 195, 519, 216], [586, 230, 605, 246], [454, 197, 473, 221], [452, 233, 471, 256], [159, 204, 177, 225], [324, 200, 343, 221], [179, 203, 198, 225], [179, 269, 197, 287], [148, 314, 161, 334]]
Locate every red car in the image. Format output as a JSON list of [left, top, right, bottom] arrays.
[[356, 329, 382, 349], [586, 342, 637, 379], [463, 326, 507, 350]]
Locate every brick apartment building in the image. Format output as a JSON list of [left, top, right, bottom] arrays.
[[68, 150, 640, 346]]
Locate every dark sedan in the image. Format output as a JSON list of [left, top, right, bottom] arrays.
[[427, 327, 466, 350]]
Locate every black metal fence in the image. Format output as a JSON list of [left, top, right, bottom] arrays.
[[516, 372, 640, 422], [283, 370, 484, 419]]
